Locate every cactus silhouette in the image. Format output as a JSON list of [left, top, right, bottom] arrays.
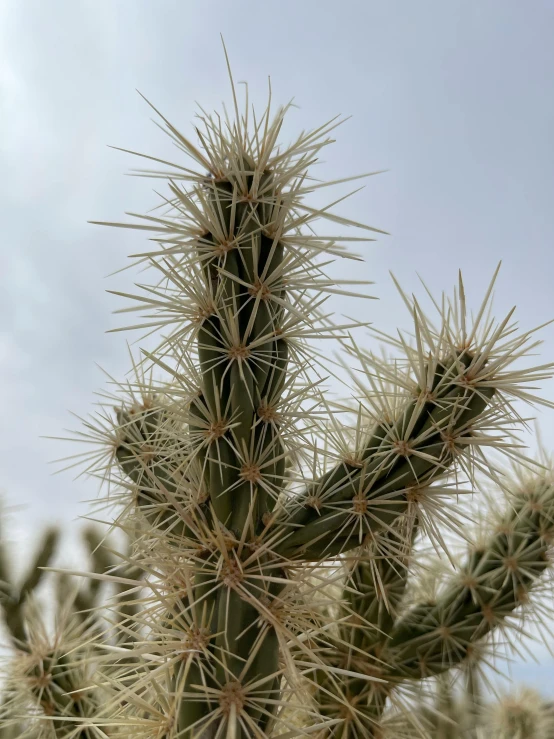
[[7, 45, 554, 738]]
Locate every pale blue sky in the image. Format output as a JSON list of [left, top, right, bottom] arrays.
[[1, 0, 554, 694]]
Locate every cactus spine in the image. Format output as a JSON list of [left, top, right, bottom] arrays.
[[11, 48, 554, 738]]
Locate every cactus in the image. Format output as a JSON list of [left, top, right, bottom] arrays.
[[483, 688, 554, 739], [0, 522, 60, 738], [0, 521, 60, 648], [310, 461, 554, 737], [0, 522, 141, 738], [13, 46, 554, 738], [392, 678, 554, 739], [391, 683, 554, 739]]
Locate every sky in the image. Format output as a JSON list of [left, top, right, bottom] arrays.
[[1, 0, 554, 696]]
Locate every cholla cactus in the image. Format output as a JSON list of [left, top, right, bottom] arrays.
[[0, 524, 59, 648], [483, 687, 554, 739], [310, 459, 554, 737], [29, 48, 554, 738], [0, 524, 59, 738], [391, 680, 554, 739], [0, 525, 140, 738]]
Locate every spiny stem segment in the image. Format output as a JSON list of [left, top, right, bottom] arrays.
[[315, 471, 554, 737]]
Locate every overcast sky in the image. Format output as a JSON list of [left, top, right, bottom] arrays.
[[1, 0, 554, 695]]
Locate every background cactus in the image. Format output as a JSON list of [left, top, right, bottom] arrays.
[[391, 677, 554, 739], [0, 523, 140, 738], [483, 688, 554, 739], [3, 49, 554, 738]]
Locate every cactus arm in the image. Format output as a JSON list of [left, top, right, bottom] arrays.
[[435, 675, 462, 739], [386, 481, 553, 679], [275, 357, 495, 560], [339, 516, 419, 657], [0, 527, 59, 647], [312, 473, 554, 738], [77, 526, 115, 612], [114, 402, 213, 541], [461, 660, 483, 738], [311, 516, 420, 736]]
